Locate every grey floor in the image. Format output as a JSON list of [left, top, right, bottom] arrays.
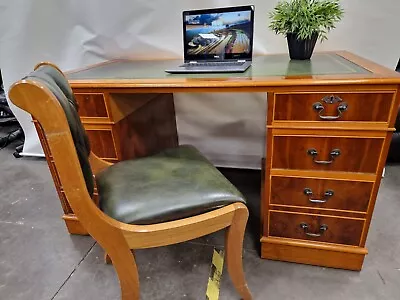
[[1, 134, 400, 300]]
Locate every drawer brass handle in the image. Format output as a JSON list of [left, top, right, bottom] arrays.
[[300, 223, 328, 238], [313, 95, 348, 120], [307, 148, 341, 165], [303, 188, 334, 203]]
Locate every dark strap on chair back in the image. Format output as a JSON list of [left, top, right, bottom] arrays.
[[24, 65, 94, 196]]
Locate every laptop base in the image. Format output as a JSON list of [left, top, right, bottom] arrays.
[[165, 61, 251, 74]]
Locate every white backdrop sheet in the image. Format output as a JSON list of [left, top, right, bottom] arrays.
[[1, 0, 399, 167]]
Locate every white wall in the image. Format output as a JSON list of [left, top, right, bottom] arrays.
[[1, 0, 399, 167]]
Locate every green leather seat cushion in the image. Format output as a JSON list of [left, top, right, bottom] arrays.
[[96, 145, 246, 225]]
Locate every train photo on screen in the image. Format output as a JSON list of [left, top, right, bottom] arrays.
[[184, 10, 252, 57]]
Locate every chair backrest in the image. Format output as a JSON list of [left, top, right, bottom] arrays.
[[9, 63, 128, 248], [17, 64, 94, 196]]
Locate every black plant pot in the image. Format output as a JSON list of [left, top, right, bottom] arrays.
[[287, 33, 318, 60]]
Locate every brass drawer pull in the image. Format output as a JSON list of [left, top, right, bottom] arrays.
[[307, 148, 341, 165], [300, 223, 328, 238], [303, 188, 334, 203], [313, 95, 348, 120]]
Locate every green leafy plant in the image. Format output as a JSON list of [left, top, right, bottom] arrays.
[[269, 0, 344, 41]]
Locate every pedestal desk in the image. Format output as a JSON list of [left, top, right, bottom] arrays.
[[35, 51, 400, 270]]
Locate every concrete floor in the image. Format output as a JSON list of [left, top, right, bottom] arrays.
[[1, 136, 400, 300]]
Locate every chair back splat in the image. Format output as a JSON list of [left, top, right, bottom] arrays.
[[8, 64, 115, 235], [26, 65, 94, 195]]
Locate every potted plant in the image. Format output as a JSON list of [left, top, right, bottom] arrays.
[[269, 0, 344, 60]]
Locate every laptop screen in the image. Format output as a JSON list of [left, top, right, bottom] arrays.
[[183, 6, 254, 61]]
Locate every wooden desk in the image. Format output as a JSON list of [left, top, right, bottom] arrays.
[[36, 51, 400, 270]]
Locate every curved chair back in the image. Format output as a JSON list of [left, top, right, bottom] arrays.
[[25, 65, 94, 195], [8, 64, 107, 235]]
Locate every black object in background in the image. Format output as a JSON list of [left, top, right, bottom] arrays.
[[0, 68, 25, 152], [387, 59, 400, 162], [0, 68, 14, 121]]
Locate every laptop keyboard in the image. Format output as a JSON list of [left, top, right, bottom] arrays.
[[180, 61, 245, 68]]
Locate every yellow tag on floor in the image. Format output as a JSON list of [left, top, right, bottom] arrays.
[[206, 248, 225, 300]]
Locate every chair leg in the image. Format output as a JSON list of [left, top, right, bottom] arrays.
[[105, 250, 135, 265], [225, 203, 252, 300], [107, 247, 140, 300]]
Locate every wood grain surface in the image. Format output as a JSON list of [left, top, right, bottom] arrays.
[[269, 210, 365, 246], [273, 91, 394, 122], [270, 176, 373, 212], [272, 135, 384, 173]]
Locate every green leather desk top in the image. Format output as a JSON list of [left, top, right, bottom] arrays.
[[68, 53, 369, 79], [66, 51, 400, 88]]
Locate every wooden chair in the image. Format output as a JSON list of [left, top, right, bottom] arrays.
[[8, 62, 252, 300]]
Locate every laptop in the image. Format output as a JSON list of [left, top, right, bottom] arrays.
[[165, 5, 255, 74]]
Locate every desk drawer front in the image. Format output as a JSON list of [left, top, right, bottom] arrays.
[[272, 135, 383, 173], [269, 211, 364, 246], [273, 92, 394, 122], [86, 129, 117, 160], [270, 176, 373, 212], [75, 93, 108, 118]]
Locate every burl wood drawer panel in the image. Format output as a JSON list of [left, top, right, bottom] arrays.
[[269, 211, 364, 246], [75, 93, 108, 118], [85, 129, 117, 159], [273, 92, 394, 122], [270, 176, 373, 212], [272, 135, 383, 173]]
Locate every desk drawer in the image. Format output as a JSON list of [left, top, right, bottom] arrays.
[[270, 176, 373, 212], [272, 135, 383, 173], [75, 93, 108, 118], [85, 129, 118, 160], [269, 211, 364, 246], [273, 92, 394, 123]]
